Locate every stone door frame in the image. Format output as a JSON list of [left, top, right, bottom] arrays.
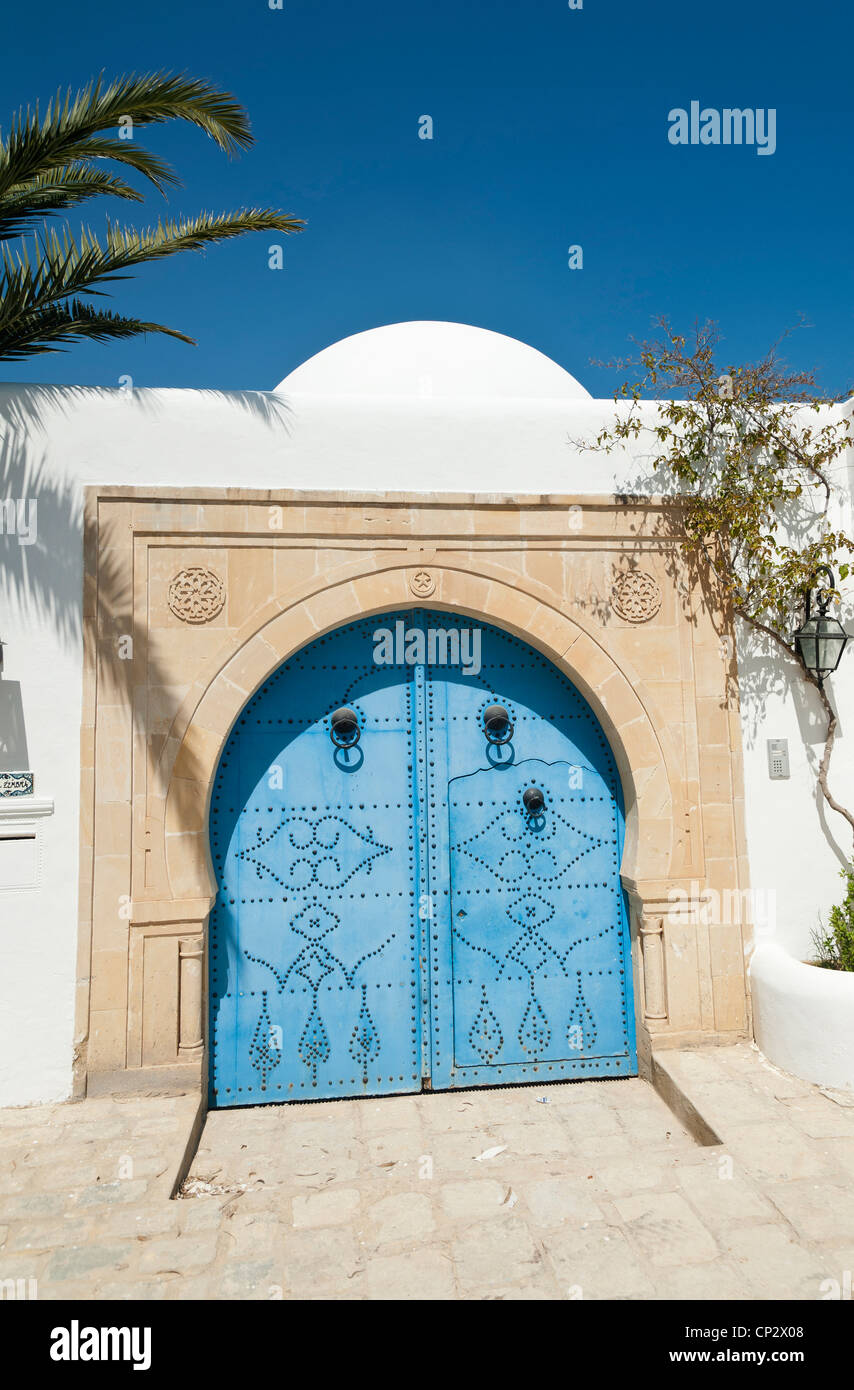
[[76, 488, 751, 1099]]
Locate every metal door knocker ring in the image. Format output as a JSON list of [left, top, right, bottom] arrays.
[[483, 704, 514, 745], [523, 786, 546, 815], [330, 707, 361, 748]]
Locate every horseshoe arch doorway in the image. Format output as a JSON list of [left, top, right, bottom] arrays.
[[208, 611, 637, 1106]]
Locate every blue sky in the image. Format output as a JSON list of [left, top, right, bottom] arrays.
[[1, 0, 852, 396]]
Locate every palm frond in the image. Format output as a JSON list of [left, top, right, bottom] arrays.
[[0, 71, 254, 201], [2, 133, 181, 199], [0, 297, 194, 360], [100, 208, 306, 269], [0, 210, 304, 356], [0, 163, 143, 240], [0, 72, 304, 362]]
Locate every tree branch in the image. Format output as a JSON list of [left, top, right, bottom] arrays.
[[816, 684, 854, 848]]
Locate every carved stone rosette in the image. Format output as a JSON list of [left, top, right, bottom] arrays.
[[611, 571, 662, 623], [168, 567, 226, 624]]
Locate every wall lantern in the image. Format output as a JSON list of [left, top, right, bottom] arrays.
[[483, 704, 514, 744], [792, 565, 850, 688], [329, 707, 360, 747]]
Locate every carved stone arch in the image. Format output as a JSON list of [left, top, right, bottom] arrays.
[[160, 564, 679, 925], [82, 496, 749, 1099]]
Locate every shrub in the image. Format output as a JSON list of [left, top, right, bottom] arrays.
[[812, 863, 854, 971]]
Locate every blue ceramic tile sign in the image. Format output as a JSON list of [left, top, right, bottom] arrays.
[[0, 771, 33, 797]]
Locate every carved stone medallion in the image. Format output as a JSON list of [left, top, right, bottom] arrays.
[[409, 569, 436, 598], [610, 571, 662, 623], [168, 567, 226, 624]]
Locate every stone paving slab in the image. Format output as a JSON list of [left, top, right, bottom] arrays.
[[0, 1046, 853, 1300]]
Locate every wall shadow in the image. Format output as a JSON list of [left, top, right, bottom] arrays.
[[0, 382, 294, 787]]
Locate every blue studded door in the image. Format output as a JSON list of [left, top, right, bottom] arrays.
[[425, 614, 637, 1088], [209, 612, 636, 1106], [209, 615, 424, 1106]]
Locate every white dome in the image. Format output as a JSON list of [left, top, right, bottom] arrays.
[[275, 321, 590, 399]]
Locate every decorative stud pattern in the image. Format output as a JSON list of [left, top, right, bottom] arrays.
[[167, 566, 226, 623], [209, 608, 637, 1107], [470, 984, 504, 1063], [249, 991, 281, 1090], [519, 979, 552, 1055], [426, 611, 634, 1088], [567, 972, 598, 1050], [298, 996, 331, 1084], [610, 570, 662, 623], [209, 610, 422, 1105], [349, 983, 381, 1083], [239, 814, 392, 892]]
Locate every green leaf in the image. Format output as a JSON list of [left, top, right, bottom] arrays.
[[0, 71, 305, 360]]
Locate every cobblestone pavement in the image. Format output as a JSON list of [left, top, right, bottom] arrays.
[[1, 1044, 853, 1300]]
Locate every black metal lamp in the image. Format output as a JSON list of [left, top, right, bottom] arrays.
[[329, 707, 360, 747], [483, 704, 514, 744], [792, 565, 850, 688]]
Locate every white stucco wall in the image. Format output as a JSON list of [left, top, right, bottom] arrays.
[[0, 321, 851, 1105], [750, 943, 854, 1090], [736, 614, 854, 960]]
